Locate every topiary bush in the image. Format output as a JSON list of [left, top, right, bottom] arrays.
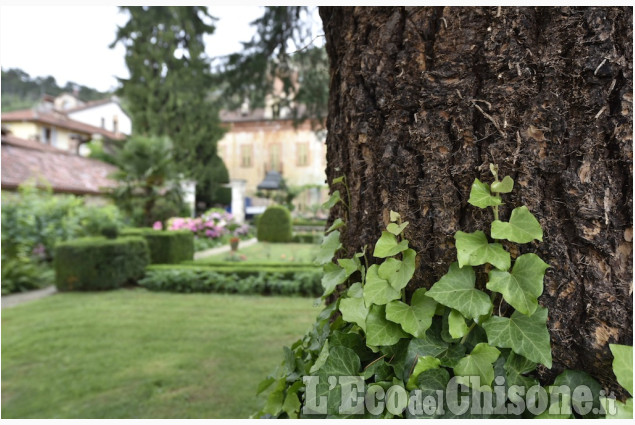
[[257, 205, 292, 243], [119, 228, 194, 264], [54, 236, 149, 291]]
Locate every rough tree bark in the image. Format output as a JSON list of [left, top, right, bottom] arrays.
[[319, 6, 632, 394]]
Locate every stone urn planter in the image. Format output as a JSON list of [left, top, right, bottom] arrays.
[[229, 237, 240, 252]]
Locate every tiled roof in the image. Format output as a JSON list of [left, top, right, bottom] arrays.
[[1, 109, 125, 140], [1, 133, 118, 195]]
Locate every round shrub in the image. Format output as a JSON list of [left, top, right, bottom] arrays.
[[257, 205, 292, 243]]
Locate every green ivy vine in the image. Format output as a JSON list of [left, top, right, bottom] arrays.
[[254, 166, 633, 419]]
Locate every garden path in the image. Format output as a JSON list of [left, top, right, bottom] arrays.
[[193, 237, 258, 260], [2, 285, 57, 309]]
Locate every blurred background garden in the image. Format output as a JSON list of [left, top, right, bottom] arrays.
[[1, 5, 330, 418]]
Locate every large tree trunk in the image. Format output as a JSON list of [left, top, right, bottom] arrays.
[[319, 6, 632, 394]]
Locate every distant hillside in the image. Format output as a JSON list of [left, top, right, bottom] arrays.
[[1, 68, 111, 112]]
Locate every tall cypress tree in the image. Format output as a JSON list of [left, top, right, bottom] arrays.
[[111, 6, 229, 209]]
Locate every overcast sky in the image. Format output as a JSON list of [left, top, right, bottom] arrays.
[[0, 5, 322, 92]]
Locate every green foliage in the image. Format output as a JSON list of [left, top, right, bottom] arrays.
[[119, 228, 194, 264], [215, 7, 328, 127], [108, 135, 187, 226], [1, 184, 125, 262], [291, 233, 323, 244], [255, 166, 623, 419], [1, 67, 108, 112], [257, 205, 293, 243], [101, 224, 119, 239], [1, 254, 54, 295], [112, 6, 226, 193], [491, 206, 543, 243], [196, 155, 232, 210], [139, 266, 322, 297], [602, 344, 634, 419], [55, 237, 149, 291]]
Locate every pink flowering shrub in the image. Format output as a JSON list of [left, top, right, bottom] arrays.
[[165, 208, 251, 244]]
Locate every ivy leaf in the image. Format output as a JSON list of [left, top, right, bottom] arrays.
[[387, 221, 409, 236], [309, 340, 330, 374], [321, 262, 347, 297], [327, 218, 346, 233], [373, 231, 409, 258], [425, 262, 493, 319], [455, 230, 510, 271], [282, 380, 303, 418], [378, 249, 416, 292], [385, 288, 437, 338], [309, 346, 361, 416], [553, 369, 603, 418], [486, 253, 549, 315], [406, 356, 441, 390], [404, 329, 465, 379], [491, 176, 514, 193], [339, 296, 369, 332], [534, 386, 574, 419], [407, 368, 450, 419], [256, 376, 276, 395], [262, 377, 286, 416], [332, 176, 345, 185], [389, 210, 401, 222], [347, 282, 363, 298], [363, 265, 401, 307], [362, 359, 393, 381], [366, 304, 408, 347], [338, 258, 359, 278], [448, 309, 469, 339], [329, 331, 374, 363], [468, 178, 502, 208], [453, 343, 500, 388], [503, 352, 539, 402], [491, 206, 543, 243], [315, 231, 342, 265], [322, 190, 342, 209], [482, 306, 552, 368], [610, 344, 633, 396], [600, 396, 634, 419]]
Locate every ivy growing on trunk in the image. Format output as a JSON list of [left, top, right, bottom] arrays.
[[254, 165, 632, 419]]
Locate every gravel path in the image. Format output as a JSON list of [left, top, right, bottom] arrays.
[[193, 237, 258, 260], [2, 285, 58, 309]]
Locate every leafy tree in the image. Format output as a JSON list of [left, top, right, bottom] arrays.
[[109, 135, 187, 226], [1, 67, 108, 112], [214, 7, 328, 126], [111, 6, 228, 207]]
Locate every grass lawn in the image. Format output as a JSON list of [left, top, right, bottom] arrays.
[[196, 242, 319, 265], [1, 289, 320, 418]]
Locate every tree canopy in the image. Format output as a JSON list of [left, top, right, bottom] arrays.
[[111, 6, 228, 208]]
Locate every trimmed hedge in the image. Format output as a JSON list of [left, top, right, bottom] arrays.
[[292, 218, 327, 227], [291, 233, 323, 244], [120, 228, 194, 264], [55, 236, 149, 291], [183, 260, 317, 269], [140, 265, 322, 297], [257, 206, 292, 243]]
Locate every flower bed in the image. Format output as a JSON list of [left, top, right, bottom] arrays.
[[161, 208, 252, 252]]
